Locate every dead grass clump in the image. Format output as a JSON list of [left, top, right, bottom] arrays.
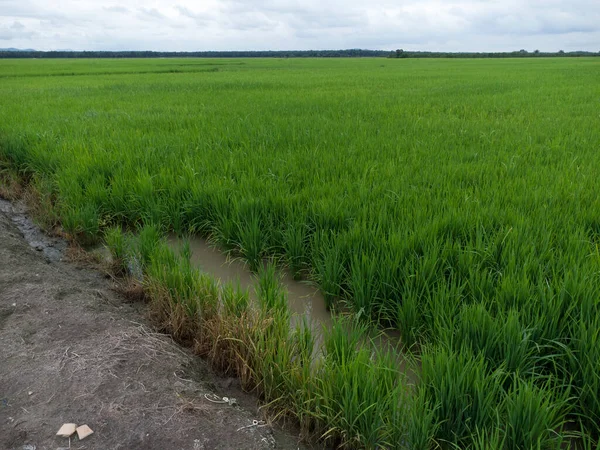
[[0, 170, 23, 201], [113, 278, 147, 303], [145, 280, 201, 346], [198, 313, 257, 390], [21, 180, 60, 233], [65, 243, 103, 266]]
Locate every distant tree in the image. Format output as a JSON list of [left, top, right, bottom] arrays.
[[2, 48, 598, 59]]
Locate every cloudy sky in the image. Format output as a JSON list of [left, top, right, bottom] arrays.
[[0, 0, 598, 52]]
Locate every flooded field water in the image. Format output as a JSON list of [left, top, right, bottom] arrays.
[[167, 234, 418, 384], [167, 234, 332, 327]]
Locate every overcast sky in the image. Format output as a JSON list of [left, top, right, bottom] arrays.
[[0, 0, 598, 52]]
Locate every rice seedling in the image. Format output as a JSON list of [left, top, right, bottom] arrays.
[[287, 318, 318, 436], [502, 378, 570, 450], [564, 315, 600, 433], [315, 317, 410, 448], [471, 427, 505, 450], [60, 203, 100, 244], [135, 223, 161, 269], [580, 429, 600, 450], [282, 215, 309, 279], [255, 260, 288, 313], [404, 393, 440, 450], [232, 199, 265, 271], [419, 346, 504, 446], [221, 281, 250, 318], [104, 226, 129, 275], [311, 230, 346, 310]]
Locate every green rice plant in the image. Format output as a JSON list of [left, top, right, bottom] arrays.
[[396, 289, 425, 349], [255, 260, 287, 313], [252, 297, 294, 415], [221, 281, 250, 318], [580, 428, 600, 450], [161, 197, 186, 236], [292, 317, 315, 368], [282, 217, 309, 279], [394, 267, 432, 349], [423, 279, 465, 342], [252, 318, 294, 416], [498, 310, 537, 377], [502, 378, 570, 450], [322, 315, 368, 366], [419, 346, 503, 446], [311, 230, 346, 310], [60, 203, 100, 245], [145, 241, 219, 340], [404, 390, 440, 450], [104, 226, 129, 274], [209, 193, 237, 250], [564, 316, 600, 431], [135, 223, 161, 269], [129, 169, 164, 226], [287, 317, 316, 434], [315, 323, 410, 448], [449, 305, 537, 378], [181, 184, 213, 235], [446, 303, 498, 358], [348, 252, 380, 318], [235, 201, 264, 272], [470, 427, 505, 450], [203, 280, 253, 379], [146, 244, 196, 311], [245, 260, 296, 406], [522, 274, 580, 347], [190, 279, 220, 324]]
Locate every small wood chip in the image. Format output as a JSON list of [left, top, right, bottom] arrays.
[[76, 424, 94, 440], [56, 423, 77, 437]]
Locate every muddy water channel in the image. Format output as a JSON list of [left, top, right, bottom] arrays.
[[167, 235, 418, 384], [167, 235, 332, 327]]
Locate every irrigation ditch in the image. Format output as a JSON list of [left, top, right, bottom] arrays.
[[166, 234, 418, 380], [101, 224, 419, 448]]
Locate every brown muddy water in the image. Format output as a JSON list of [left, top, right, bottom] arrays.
[[167, 235, 418, 384], [167, 235, 332, 329]]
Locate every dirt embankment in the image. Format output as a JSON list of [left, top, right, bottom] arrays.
[[0, 199, 306, 450]]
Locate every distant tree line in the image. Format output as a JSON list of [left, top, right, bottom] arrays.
[[0, 48, 598, 59], [0, 49, 389, 59], [390, 48, 599, 58]]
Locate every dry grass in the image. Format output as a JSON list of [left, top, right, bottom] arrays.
[[0, 173, 23, 201], [64, 242, 103, 265], [57, 324, 188, 391], [114, 278, 147, 303], [144, 281, 201, 344], [0, 162, 62, 236]]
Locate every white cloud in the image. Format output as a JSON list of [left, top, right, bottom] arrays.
[[0, 0, 598, 51], [103, 6, 129, 14]]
